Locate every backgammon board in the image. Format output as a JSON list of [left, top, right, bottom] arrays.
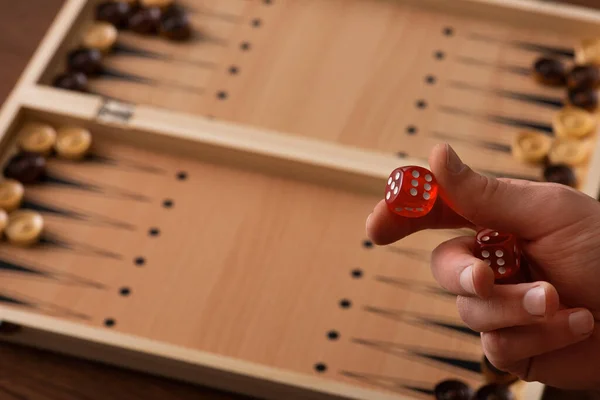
[[1, 1, 600, 399]]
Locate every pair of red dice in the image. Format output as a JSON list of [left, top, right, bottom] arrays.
[[384, 166, 521, 280]]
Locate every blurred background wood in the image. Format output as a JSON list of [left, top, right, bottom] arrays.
[[0, 0, 598, 399]]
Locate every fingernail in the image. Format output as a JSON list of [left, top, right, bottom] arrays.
[[523, 286, 546, 316], [459, 265, 476, 294], [569, 310, 594, 335], [446, 144, 465, 173], [366, 213, 373, 229]]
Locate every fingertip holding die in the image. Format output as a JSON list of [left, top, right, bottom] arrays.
[[474, 228, 522, 281], [384, 166, 438, 218]]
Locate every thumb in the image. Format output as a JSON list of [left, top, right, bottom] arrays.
[[428, 143, 580, 240]]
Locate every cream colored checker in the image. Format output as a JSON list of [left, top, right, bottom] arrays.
[[512, 131, 552, 164], [17, 122, 56, 155], [553, 107, 597, 139], [140, 0, 174, 9], [55, 126, 92, 160], [0, 179, 24, 212], [548, 138, 592, 166], [83, 22, 118, 53], [576, 39, 600, 65], [6, 210, 44, 247]]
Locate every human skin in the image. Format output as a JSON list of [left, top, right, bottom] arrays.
[[365, 143, 600, 390]]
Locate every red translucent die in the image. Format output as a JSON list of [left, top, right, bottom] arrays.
[[385, 166, 438, 218], [475, 228, 521, 280]]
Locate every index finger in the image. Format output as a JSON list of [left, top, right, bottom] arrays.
[[366, 197, 474, 245]]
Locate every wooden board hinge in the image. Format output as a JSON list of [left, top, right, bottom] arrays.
[[96, 99, 135, 124]]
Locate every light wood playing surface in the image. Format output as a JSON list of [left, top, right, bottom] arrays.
[[40, 0, 598, 185], [0, 114, 493, 398]]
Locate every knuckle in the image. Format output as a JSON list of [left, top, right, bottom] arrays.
[[456, 297, 484, 332], [429, 239, 456, 282], [465, 175, 503, 222], [456, 297, 475, 327], [481, 331, 513, 370]]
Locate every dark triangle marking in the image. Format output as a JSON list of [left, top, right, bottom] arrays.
[[21, 199, 80, 218], [41, 173, 94, 190], [408, 387, 435, 396], [0, 291, 90, 321], [99, 67, 206, 95], [101, 67, 154, 84], [351, 338, 482, 375], [84, 153, 167, 175], [0, 293, 31, 307], [191, 31, 229, 47], [510, 40, 575, 58], [339, 371, 434, 398], [430, 131, 511, 153], [41, 171, 151, 202], [374, 275, 455, 299], [439, 106, 554, 134], [112, 42, 166, 60], [196, 8, 242, 23], [363, 306, 480, 340], [386, 247, 430, 262], [112, 43, 217, 69], [21, 200, 136, 231], [40, 234, 123, 261], [0, 253, 105, 289], [467, 33, 574, 58], [448, 81, 564, 108], [0, 259, 53, 279], [416, 352, 482, 374], [455, 56, 531, 76], [431, 321, 480, 338], [493, 90, 563, 108]]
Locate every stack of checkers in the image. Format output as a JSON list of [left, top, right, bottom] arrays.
[[433, 355, 519, 399], [53, 0, 193, 93], [0, 121, 93, 247], [526, 39, 600, 188], [94, 0, 193, 42]]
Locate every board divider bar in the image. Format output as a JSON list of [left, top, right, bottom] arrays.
[[130, 104, 427, 186], [17, 85, 431, 197], [18, 85, 600, 200], [19, 85, 103, 121], [0, 307, 412, 400]]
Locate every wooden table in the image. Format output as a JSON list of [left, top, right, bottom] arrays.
[[0, 0, 598, 399]]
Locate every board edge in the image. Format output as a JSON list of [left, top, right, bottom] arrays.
[[0, 307, 428, 400]]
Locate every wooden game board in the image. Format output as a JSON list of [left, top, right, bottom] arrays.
[[0, 0, 599, 399]]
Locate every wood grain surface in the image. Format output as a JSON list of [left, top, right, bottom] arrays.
[[0, 1, 598, 400]]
